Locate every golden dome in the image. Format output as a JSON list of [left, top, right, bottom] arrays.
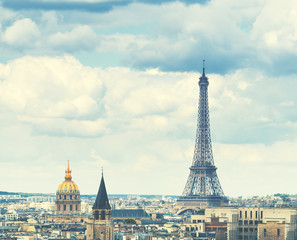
[[57, 160, 80, 194]]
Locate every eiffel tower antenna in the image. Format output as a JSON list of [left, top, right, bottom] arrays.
[[176, 61, 228, 213]]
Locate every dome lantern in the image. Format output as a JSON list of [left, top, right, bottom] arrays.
[[65, 160, 72, 181]]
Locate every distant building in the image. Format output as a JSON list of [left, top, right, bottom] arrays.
[[55, 160, 81, 215], [86, 173, 114, 240], [4, 210, 18, 221], [182, 207, 297, 240]]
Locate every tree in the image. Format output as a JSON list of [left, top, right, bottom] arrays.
[[124, 218, 137, 225]]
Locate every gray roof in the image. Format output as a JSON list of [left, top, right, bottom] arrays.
[[93, 175, 111, 210], [111, 209, 149, 218]]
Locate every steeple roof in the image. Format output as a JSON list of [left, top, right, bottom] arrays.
[[93, 174, 111, 210]]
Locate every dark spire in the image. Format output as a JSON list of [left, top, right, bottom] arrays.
[[202, 59, 205, 76], [93, 174, 111, 210]]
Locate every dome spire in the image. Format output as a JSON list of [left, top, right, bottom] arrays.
[[65, 160, 72, 180]]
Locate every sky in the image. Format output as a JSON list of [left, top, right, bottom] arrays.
[[1, 0, 297, 197]]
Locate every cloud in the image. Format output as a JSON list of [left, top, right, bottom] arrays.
[[1, 0, 297, 75], [1, 0, 208, 13], [2, 18, 39, 47], [0, 56, 107, 137], [1, 55, 297, 142], [49, 25, 98, 51], [1, 0, 130, 13]]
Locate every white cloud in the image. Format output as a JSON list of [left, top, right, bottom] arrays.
[[0, 0, 296, 74], [97, 34, 150, 53], [251, 0, 297, 52], [1, 55, 297, 143], [49, 25, 98, 51], [2, 18, 40, 47]]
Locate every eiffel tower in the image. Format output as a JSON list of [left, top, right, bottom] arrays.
[[177, 61, 228, 212]]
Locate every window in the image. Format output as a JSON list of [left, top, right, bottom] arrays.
[[244, 220, 248, 225], [58, 205, 60, 211], [76, 205, 78, 211], [277, 229, 280, 237], [245, 211, 247, 219], [64, 195, 66, 200], [70, 205, 72, 211], [64, 205, 66, 211], [261, 211, 263, 219], [70, 195, 72, 200], [239, 220, 243, 225], [264, 229, 267, 237], [255, 211, 258, 219], [249, 220, 253, 225], [101, 210, 105, 220], [94, 211, 99, 220], [193, 220, 196, 223], [240, 211, 242, 218], [250, 211, 252, 218]]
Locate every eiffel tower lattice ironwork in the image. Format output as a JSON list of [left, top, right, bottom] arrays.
[[177, 62, 228, 210]]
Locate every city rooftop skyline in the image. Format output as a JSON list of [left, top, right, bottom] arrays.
[[1, 0, 297, 197]]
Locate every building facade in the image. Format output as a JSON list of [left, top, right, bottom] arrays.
[[182, 207, 297, 240], [55, 160, 81, 215]]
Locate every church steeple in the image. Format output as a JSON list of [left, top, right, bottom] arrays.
[[93, 173, 111, 210], [86, 170, 114, 240]]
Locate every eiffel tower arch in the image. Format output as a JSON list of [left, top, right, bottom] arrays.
[[176, 62, 228, 214]]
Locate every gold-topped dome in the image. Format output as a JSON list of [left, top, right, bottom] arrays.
[[57, 160, 80, 193]]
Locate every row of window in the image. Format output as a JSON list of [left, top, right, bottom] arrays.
[[57, 195, 79, 200], [185, 226, 203, 231], [193, 219, 205, 223], [57, 204, 79, 211], [94, 210, 108, 220], [238, 228, 281, 237], [239, 227, 257, 233], [239, 220, 263, 225], [240, 210, 263, 219]]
